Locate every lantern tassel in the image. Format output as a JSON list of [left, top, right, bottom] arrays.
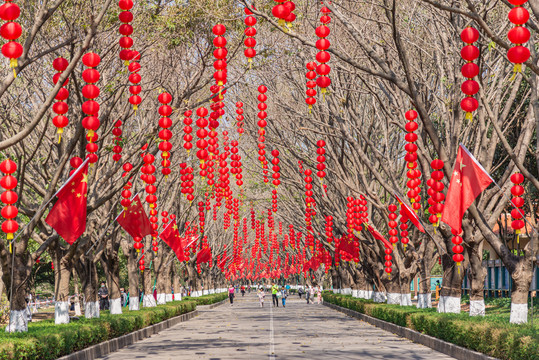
[[465, 112, 473, 121]]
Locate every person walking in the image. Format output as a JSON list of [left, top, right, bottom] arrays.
[[228, 284, 235, 306], [271, 283, 279, 307], [309, 285, 316, 304], [305, 285, 311, 304], [258, 287, 265, 307], [298, 286, 304, 299], [317, 285, 323, 304], [98, 281, 109, 310], [280, 286, 287, 308], [241, 285, 246, 297]]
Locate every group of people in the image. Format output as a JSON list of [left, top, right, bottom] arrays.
[[298, 285, 323, 304]]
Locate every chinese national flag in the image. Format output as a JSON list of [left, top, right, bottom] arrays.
[[116, 195, 152, 239], [196, 246, 211, 265], [159, 219, 186, 262], [441, 145, 494, 233], [46, 163, 89, 245], [366, 225, 392, 249], [338, 235, 359, 258], [395, 194, 425, 233]]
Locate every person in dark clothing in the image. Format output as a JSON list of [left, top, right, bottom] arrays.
[[98, 281, 109, 310]]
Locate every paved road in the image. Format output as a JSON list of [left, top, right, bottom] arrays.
[[100, 293, 455, 359]]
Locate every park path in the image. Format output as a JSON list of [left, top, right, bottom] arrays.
[[99, 293, 455, 360]]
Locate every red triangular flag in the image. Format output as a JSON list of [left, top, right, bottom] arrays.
[[46, 163, 89, 245], [116, 195, 152, 239], [441, 145, 493, 233], [366, 225, 392, 249], [395, 194, 425, 233], [159, 219, 186, 262]]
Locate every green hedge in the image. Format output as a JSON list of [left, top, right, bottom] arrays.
[[0, 300, 196, 360], [184, 292, 228, 305], [323, 293, 538, 360]]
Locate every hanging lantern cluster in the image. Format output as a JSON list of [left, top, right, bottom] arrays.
[[272, 0, 296, 29], [139, 251, 145, 272], [305, 62, 317, 111], [206, 121, 219, 187], [451, 229, 464, 266], [128, 51, 142, 111], [315, 5, 331, 95], [271, 149, 281, 188], [236, 102, 245, 135], [388, 204, 399, 247], [399, 210, 409, 250], [198, 201, 206, 234], [182, 110, 193, 153], [359, 195, 368, 226], [195, 107, 209, 172], [510, 172, 525, 243], [148, 204, 158, 253], [257, 85, 268, 164], [180, 163, 195, 202], [158, 92, 173, 177], [384, 246, 393, 276], [251, 207, 256, 229], [118, 0, 134, 65], [51, 57, 70, 141], [120, 162, 133, 211], [460, 27, 480, 121], [0, 159, 18, 244], [212, 24, 227, 91], [244, 7, 256, 65], [427, 159, 445, 230], [507, 0, 530, 74], [81, 53, 101, 164], [230, 140, 243, 187], [0, 0, 22, 76], [112, 120, 123, 162], [324, 215, 333, 243], [404, 109, 421, 211], [304, 169, 314, 208], [316, 140, 327, 182], [142, 153, 157, 208]]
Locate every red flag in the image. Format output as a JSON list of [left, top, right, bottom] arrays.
[[395, 194, 425, 233], [46, 163, 89, 245], [159, 219, 186, 262], [338, 235, 359, 258], [196, 245, 211, 265], [116, 195, 152, 239], [441, 145, 493, 233], [366, 225, 392, 248]]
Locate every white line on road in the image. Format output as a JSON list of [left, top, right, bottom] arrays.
[[269, 299, 275, 359]]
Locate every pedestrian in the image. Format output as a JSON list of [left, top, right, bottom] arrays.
[[306, 285, 311, 304], [280, 286, 287, 308], [258, 287, 265, 307], [298, 286, 304, 299], [241, 285, 246, 297], [228, 284, 235, 306], [309, 285, 315, 303], [98, 281, 109, 310], [317, 285, 323, 304], [271, 282, 279, 307], [120, 288, 127, 307]]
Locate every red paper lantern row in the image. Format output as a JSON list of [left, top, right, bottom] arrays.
[[198, 201, 206, 234], [251, 207, 256, 229], [141, 153, 157, 209], [195, 107, 209, 171], [315, 5, 331, 95], [183, 110, 193, 153], [230, 140, 243, 187], [0, 0, 22, 76], [272, 0, 296, 28], [510, 172, 525, 242], [118, 0, 134, 64], [180, 163, 195, 202], [384, 246, 393, 276], [112, 120, 123, 162], [139, 250, 145, 272], [271, 149, 281, 188], [213, 24, 227, 90], [236, 102, 245, 135], [120, 162, 133, 211], [324, 215, 333, 243], [149, 204, 158, 251], [451, 229, 464, 265], [0, 159, 18, 243], [507, 0, 530, 74], [244, 7, 256, 65], [316, 140, 327, 181], [305, 61, 318, 111], [257, 85, 268, 164], [128, 51, 142, 111], [388, 204, 399, 247], [358, 195, 368, 226], [404, 109, 422, 211], [460, 27, 480, 121], [81, 52, 101, 164], [51, 57, 70, 141], [158, 92, 173, 177], [427, 159, 445, 229], [399, 210, 409, 250]]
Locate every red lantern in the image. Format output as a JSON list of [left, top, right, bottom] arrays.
[[510, 172, 525, 243], [460, 27, 480, 121], [183, 110, 193, 153], [0, 0, 22, 77], [51, 57, 70, 141], [118, 0, 134, 65], [112, 120, 123, 162], [81, 53, 101, 164], [427, 159, 445, 230], [305, 61, 318, 111], [507, 1, 530, 73], [158, 92, 173, 177], [388, 203, 399, 247], [244, 8, 257, 65], [257, 85, 268, 164], [451, 229, 464, 266], [236, 101, 244, 135], [0, 159, 18, 244], [315, 5, 331, 95], [195, 107, 209, 171], [404, 110, 421, 210], [316, 139, 327, 181]]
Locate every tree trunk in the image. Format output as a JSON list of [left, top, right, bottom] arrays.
[[509, 257, 534, 324], [53, 257, 72, 324], [72, 269, 82, 316], [142, 263, 155, 307], [437, 252, 464, 314], [121, 241, 140, 311], [4, 253, 32, 332], [385, 277, 401, 304], [467, 241, 486, 316], [75, 257, 99, 318]]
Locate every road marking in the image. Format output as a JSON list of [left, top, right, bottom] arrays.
[[269, 298, 275, 359]]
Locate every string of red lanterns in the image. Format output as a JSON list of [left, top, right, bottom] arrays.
[[118, 0, 134, 65], [316, 140, 327, 182], [404, 109, 422, 212], [305, 62, 318, 112], [0, 0, 22, 77], [157, 92, 173, 177], [427, 159, 445, 230], [81, 52, 101, 164], [195, 107, 209, 175], [388, 204, 399, 247], [236, 102, 245, 136], [127, 51, 142, 111], [120, 162, 133, 211], [510, 172, 525, 243], [460, 27, 480, 121], [0, 159, 18, 248], [51, 57, 70, 141], [112, 120, 123, 162], [244, 7, 256, 66], [507, 0, 530, 74], [257, 85, 268, 165], [315, 5, 331, 96]]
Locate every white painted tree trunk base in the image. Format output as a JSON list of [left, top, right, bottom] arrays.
[[437, 296, 461, 313], [509, 302, 528, 324], [165, 294, 173, 302], [342, 288, 352, 295], [143, 294, 156, 307], [5, 310, 28, 332], [416, 293, 432, 308], [373, 292, 386, 303], [469, 300, 485, 316], [351, 290, 359, 298], [85, 301, 100, 318], [55, 301, 70, 324], [209, 289, 215, 294], [400, 293, 412, 306], [109, 298, 122, 315], [202, 289, 209, 295], [156, 293, 166, 305], [74, 301, 82, 316], [129, 296, 139, 311], [386, 293, 401, 304]]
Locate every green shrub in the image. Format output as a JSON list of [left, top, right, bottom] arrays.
[[323, 293, 538, 360], [184, 292, 227, 305], [0, 300, 196, 360]]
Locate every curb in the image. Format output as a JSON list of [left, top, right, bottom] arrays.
[[198, 298, 227, 309], [323, 302, 498, 360], [57, 309, 199, 360]]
